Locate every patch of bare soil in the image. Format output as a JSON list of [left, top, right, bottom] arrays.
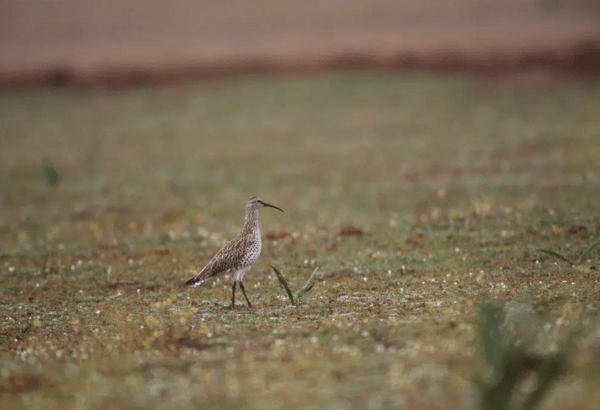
[[1, 0, 600, 88]]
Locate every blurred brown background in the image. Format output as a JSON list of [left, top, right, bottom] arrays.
[[1, 0, 600, 88]]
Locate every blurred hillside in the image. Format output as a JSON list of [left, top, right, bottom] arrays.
[[1, 0, 600, 87]]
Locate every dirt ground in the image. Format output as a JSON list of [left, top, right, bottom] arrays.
[[1, 72, 600, 410], [1, 0, 600, 88]]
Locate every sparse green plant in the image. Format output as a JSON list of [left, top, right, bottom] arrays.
[[271, 265, 318, 305], [538, 239, 600, 266], [478, 303, 569, 410], [41, 159, 61, 188]]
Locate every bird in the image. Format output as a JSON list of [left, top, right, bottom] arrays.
[[185, 196, 284, 309]]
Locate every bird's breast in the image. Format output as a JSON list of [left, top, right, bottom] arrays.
[[242, 232, 262, 266]]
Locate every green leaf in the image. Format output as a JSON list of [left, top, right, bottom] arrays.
[[577, 239, 600, 264], [41, 159, 61, 188], [480, 303, 510, 367], [478, 303, 569, 410], [271, 265, 294, 305], [538, 249, 574, 266], [296, 267, 318, 301]]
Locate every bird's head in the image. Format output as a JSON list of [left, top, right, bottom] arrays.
[[247, 196, 284, 213]]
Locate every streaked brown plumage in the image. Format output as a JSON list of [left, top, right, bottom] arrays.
[[185, 197, 284, 309]]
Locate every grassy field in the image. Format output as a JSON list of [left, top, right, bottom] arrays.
[[1, 73, 600, 410]]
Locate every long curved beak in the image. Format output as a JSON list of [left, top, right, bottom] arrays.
[[261, 201, 284, 212]]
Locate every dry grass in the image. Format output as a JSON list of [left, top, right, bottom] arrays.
[[1, 73, 600, 409]]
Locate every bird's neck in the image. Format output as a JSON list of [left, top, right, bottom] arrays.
[[241, 208, 260, 235]]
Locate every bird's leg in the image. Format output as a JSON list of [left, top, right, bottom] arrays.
[[239, 282, 253, 309], [231, 281, 237, 309]]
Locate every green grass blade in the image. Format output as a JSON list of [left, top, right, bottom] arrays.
[[518, 353, 565, 410], [297, 282, 314, 299], [480, 303, 509, 367], [538, 249, 574, 266], [41, 159, 61, 188], [296, 267, 318, 301], [271, 265, 295, 305], [577, 239, 600, 264]]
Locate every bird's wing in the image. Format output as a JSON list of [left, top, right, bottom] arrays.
[[185, 236, 248, 286]]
